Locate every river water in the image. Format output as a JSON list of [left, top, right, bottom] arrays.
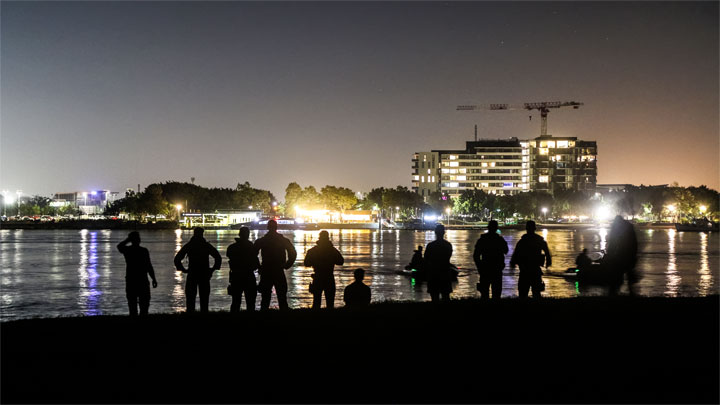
[[1, 228, 717, 320]]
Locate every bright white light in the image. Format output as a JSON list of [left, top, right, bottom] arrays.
[[91, 191, 97, 196], [424, 215, 437, 221], [596, 205, 611, 221], [445, 208, 451, 214], [541, 207, 548, 214], [699, 205, 707, 213], [4, 196, 14, 205], [248, 206, 253, 209], [295, 217, 305, 224], [176, 204, 182, 211], [666, 204, 676, 212]]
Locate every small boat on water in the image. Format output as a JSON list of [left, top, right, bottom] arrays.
[[675, 219, 719, 232], [398, 264, 460, 281]]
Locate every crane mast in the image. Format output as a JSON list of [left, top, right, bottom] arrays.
[[457, 101, 583, 136]]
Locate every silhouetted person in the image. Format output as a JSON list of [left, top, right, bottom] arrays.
[[575, 248, 592, 272], [174, 227, 222, 313], [344, 268, 371, 307], [304, 230, 344, 309], [117, 231, 157, 316], [605, 216, 639, 296], [405, 245, 424, 277], [424, 224, 454, 302], [474, 220, 508, 300], [226, 226, 259, 312], [510, 221, 551, 298], [253, 220, 297, 311]]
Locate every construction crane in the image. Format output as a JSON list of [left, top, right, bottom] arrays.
[[457, 101, 583, 137]]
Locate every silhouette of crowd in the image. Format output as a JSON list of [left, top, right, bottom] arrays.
[[117, 217, 639, 315]]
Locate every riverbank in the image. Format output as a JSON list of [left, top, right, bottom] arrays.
[[2, 296, 717, 404], [1, 220, 678, 231]]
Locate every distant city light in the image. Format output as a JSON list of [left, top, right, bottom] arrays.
[[595, 205, 611, 221], [699, 205, 707, 213], [423, 215, 437, 221]]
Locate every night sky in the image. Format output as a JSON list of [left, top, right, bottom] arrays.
[[1, 1, 717, 198]]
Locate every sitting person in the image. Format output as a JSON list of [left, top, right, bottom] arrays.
[[343, 268, 371, 307], [575, 248, 592, 272]]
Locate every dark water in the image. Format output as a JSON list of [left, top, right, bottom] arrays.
[[1, 228, 718, 320]]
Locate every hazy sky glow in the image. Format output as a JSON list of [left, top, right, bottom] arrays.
[[1, 1, 718, 198]]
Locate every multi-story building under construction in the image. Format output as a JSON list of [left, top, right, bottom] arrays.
[[412, 135, 597, 198]]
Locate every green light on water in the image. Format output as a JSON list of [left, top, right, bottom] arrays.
[[575, 281, 580, 295]]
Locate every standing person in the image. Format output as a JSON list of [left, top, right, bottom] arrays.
[[226, 226, 259, 312], [343, 268, 371, 307], [174, 227, 222, 313], [304, 231, 344, 309], [473, 220, 509, 300], [510, 221, 551, 298], [605, 216, 639, 296], [116, 231, 157, 316], [253, 220, 297, 311], [424, 224, 454, 302]]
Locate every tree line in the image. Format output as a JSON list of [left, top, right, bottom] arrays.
[[3, 181, 718, 223]]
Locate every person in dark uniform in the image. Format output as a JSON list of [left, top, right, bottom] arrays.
[[605, 216, 639, 296], [226, 226, 259, 312], [510, 221, 551, 298], [304, 230, 344, 309], [117, 231, 157, 316], [405, 245, 425, 278], [473, 220, 508, 300], [174, 227, 222, 313], [253, 220, 297, 311], [424, 224, 454, 302], [575, 248, 592, 272], [343, 268, 371, 307]]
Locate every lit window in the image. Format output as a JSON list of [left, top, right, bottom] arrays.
[[522, 156, 529, 162], [449, 169, 458, 174], [539, 148, 549, 155], [490, 162, 496, 167], [522, 176, 528, 182], [481, 163, 488, 167], [522, 170, 528, 176], [459, 168, 466, 173], [481, 183, 489, 188], [457, 175, 467, 181], [449, 182, 459, 188], [421, 176, 425, 182], [522, 163, 528, 168], [522, 149, 529, 155], [427, 169, 431, 174], [449, 155, 457, 160], [530, 142, 536, 147], [557, 141, 569, 148], [441, 168, 449, 174], [547, 141, 556, 148], [539, 175, 549, 183], [481, 169, 488, 174], [431, 176, 435, 182], [423, 155, 427, 162], [449, 162, 459, 167], [540, 141, 547, 148], [413, 175, 419, 181], [556, 155, 562, 161]]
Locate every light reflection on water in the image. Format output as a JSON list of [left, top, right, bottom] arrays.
[[0, 228, 718, 320]]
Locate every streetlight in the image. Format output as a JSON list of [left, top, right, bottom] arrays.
[[176, 204, 182, 222], [699, 205, 707, 217], [541, 207, 548, 222], [16, 190, 22, 217], [666, 204, 677, 223]]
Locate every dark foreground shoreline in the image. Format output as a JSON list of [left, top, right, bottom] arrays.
[[2, 296, 718, 404]]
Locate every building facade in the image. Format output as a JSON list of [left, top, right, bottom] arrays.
[[412, 135, 597, 198], [52, 190, 120, 214]]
